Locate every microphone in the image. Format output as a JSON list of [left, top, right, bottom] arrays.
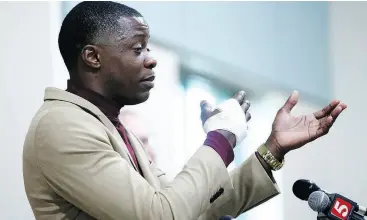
[[293, 179, 322, 201], [308, 191, 365, 220], [308, 191, 331, 213], [293, 179, 366, 220]]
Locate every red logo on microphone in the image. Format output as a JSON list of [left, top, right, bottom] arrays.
[[330, 197, 353, 220]]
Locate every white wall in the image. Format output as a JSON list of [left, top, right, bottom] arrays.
[[282, 2, 367, 220], [0, 2, 55, 219], [329, 0, 367, 208]]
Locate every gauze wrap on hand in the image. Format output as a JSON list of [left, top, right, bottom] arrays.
[[203, 98, 248, 145]]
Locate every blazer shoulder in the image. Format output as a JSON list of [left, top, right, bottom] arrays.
[[36, 101, 101, 126], [30, 103, 108, 148]]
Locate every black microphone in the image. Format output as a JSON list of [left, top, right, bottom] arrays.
[[293, 179, 366, 220], [292, 179, 322, 201]]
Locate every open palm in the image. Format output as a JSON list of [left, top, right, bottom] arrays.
[[267, 91, 347, 157]]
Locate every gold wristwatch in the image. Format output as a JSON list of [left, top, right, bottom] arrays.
[[257, 144, 284, 171]]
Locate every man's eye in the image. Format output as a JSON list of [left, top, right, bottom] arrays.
[[134, 47, 143, 53]]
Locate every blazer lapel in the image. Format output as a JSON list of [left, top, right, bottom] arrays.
[[125, 128, 160, 188], [98, 113, 139, 171], [44, 87, 139, 171]]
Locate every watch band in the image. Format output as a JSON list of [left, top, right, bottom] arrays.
[[257, 144, 284, 171]]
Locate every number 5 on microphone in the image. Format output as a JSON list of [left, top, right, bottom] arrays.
[[330, 197, 353, 220]]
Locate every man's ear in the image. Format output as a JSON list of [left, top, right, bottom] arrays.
[[81, 45, 101, 69]]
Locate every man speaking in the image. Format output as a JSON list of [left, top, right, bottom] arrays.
[[22, 1, 347, 220]]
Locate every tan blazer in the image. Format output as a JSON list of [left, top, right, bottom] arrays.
[[23, 87, 280, 220]]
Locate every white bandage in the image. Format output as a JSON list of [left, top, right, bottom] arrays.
[[203, 98, 248, 144]]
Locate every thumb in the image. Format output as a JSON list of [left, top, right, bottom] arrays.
[[200, 100, 213, 124], [281, 90, 299, 113], [200, 100, 213, 113]]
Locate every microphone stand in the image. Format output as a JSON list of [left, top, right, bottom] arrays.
[[352, 213, 365, 220], [316, 212, 365, 220], [317, 212, 330, 220]]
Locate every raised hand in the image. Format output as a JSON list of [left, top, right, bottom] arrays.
[[200, 91, 251, 126], [200, 91, 251, 148], [265, 91, 347, 159]]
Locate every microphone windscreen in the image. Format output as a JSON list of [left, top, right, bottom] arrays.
[[293, 179, 321, 201], [308, 191, 330, 212]]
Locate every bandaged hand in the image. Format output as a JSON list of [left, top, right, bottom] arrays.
[[201, 91, 251, 148]]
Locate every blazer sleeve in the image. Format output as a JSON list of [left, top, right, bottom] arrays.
[[198, 153, 281, 219], [35, 107, 235, 220]]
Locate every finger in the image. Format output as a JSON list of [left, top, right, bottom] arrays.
[[281, 90, 299, 113], [200, 100, 213, 112], [340, 103, 348, 109], [200, 100, 213, 123], [245, 112, 251, 122], [316, 116, 333, 137], [232, 90, 246, 105], [313, 100, 340, 119], [330, 105, 342, 119], [241, 100, 250, 112], [317, 103, 346, 137], [330, 103, 347, 123]]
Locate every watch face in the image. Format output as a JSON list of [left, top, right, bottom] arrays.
[[264, 152, 282, 170], [258, 145, 284, 170], [265, 153, 274, 161]]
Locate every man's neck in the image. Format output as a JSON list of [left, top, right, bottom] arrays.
[[66, 80, 123, 118]]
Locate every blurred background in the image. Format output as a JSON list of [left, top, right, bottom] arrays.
[[1, 1, 366, 219]]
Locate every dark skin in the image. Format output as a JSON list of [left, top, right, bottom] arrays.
[[73, 16, 157, 105], [265, 91, 347, 159]]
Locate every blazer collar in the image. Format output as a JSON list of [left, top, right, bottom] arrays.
[[44, 87, 106, 120], [43, 87, 157, 183], [43, 87, 137, 167]]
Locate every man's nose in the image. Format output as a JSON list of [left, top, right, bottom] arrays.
[[144, 58, 157, 69]]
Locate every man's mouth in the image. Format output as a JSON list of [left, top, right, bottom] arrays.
[[140, 75, 155, 89], [140, 75, 155, 82]]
